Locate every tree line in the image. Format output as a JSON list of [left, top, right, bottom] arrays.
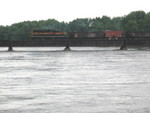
[[0, 10, 150, 40]]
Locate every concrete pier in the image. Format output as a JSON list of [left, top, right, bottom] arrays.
[[64, 40, 71, 51], [8, 41, 13, 51], [120, 45, 127, 50], [120, 40, 127, 50]]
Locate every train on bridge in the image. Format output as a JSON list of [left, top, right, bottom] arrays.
[[0, 29, 149, 51], [31, 29, 150, 39]]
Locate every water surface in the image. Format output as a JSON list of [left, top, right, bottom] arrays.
[[0, 47, 150, 113]]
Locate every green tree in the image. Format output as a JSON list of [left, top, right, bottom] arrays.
[[122, 11, 146, 31], [112, 17, 124, 30], [68, 18, 92, 32], [143, 12, 150, 30]]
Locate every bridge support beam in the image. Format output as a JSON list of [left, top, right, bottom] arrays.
[[120, 40, 127, 50], [8, 41, 13, 51]]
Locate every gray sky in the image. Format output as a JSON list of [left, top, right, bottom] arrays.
[[0, 0, 149, 26]]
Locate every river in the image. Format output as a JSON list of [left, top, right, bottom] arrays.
[[0, 47, 150, 113]]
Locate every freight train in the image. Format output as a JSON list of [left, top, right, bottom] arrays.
[[31, 29, 150, 39]]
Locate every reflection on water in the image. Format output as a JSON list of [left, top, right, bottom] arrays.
[[0, 47, 150, 113]]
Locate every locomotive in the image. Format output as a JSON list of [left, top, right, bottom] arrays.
[[31, 29, 150, 39], [31, 29, 67, 39]]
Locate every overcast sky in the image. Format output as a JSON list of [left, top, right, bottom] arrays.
[[0, 0, 149, 26]]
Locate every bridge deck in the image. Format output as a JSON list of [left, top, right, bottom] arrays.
[[0, 38, 150, 47]]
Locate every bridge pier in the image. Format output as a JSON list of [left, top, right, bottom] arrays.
[[120, 40, 127, 50], [8, 41, 13, 51], [64, 39, 71, 51]]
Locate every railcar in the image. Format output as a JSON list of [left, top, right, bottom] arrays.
[[71, 32, 104, 38], [126, 31, 150, 38], [102, 31, 125, 39], [126, 31, 143, 38], [143, 31, 150, 37]]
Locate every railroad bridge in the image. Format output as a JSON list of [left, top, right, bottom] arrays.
[[0, 38, 150, 51]]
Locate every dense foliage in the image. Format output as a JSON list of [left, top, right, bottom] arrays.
[[0, 11, 150, 40]]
